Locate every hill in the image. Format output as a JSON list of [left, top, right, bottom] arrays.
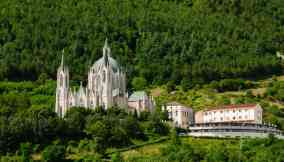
[[1, 75, 284, 161], [153, 76, 284, 130], [121, 136, 284, 161], [0, 0, 283, 88]]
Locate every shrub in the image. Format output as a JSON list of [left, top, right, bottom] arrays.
[[42, 145, 66, 162]]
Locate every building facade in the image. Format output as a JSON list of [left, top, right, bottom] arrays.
[[55, 40, 128, 117], [163, 102, 194, 129], [195, 104, 263, 124], [128, 91, 155, 114]]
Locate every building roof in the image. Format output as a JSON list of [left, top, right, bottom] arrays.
[[92, 39, 120, 73], [166, 101, 189, 107], [166, 101, 180, 106], [128, 91, 147, 102], [205, 103, 258, 111], [94, 55, 119, 72], [165, 101, 192, 110]]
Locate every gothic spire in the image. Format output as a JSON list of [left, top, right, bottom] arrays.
[[103, 38, 109, 66], [104, 38, 108, 49], [61, 49, 65, 67]]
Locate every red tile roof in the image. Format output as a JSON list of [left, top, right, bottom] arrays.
[[206, 103, 258, 111]]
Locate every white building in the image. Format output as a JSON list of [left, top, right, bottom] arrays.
[[128, 91, 155, 114], [163, 102, 194, 129], [195, 104, 263, 124], [55, 39, 128, 117]]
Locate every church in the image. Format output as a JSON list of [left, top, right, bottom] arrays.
[[55, 39, 128, 117]]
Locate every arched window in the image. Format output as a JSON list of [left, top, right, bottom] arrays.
[[93, 76, 96, 86], [59, 106, 62, 117], [60, 75, 63, 87], [103, 70, 106, 82], [97, 76, 101, 89]]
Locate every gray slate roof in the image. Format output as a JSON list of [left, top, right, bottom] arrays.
[[128, 91, 147, 101]]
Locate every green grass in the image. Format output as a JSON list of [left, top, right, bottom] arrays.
[[121, 137, 240, 161]]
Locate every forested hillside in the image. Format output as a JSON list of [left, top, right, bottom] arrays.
[[0, 0, 284, 86]]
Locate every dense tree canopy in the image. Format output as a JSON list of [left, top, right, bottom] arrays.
[[0, 0, 283, 87]]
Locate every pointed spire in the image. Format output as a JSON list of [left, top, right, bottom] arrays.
[[103, 38, 109, 66], [79, 81, 85, 96], [104, 38, 108, 48], [61, 49, 65, 67]]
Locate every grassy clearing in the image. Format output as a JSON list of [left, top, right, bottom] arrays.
[[121, 137, 240, 161]]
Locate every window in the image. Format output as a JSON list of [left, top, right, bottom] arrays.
[[59, 106, 62, 117], [60, 75, 63, 86], [103, 70, 106, 82]]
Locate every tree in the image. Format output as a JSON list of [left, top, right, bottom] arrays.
[[170, 127, 181, 145], [85, 120, 108, 152], [19, 143, 32, 162], [36, 73, 49, 85], [111, 152, 123, 162], [131, 77, 147, 91], [166, 81, 176, 92], [64, 107, 93, 138], [181, 78, 191, 91], [206, 144, 228, 162], [42, 145, 66, 162], [146, 113, 169, 135]]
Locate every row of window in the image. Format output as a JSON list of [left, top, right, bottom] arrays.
[[207, 115, 250, 122], [174, 111, 191, 117], [205, 109, 250, 116]]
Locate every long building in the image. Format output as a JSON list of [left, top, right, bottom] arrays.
[[195, 104, 263, 124]]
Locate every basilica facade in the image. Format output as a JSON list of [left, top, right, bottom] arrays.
[[55, 40, 128, 117]]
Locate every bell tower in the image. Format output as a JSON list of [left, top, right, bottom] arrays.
[[55, 52, 69, 117], [102, 38, 113, 109]]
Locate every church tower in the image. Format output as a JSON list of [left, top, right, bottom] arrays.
[[102, 39, 113, 109], [55, 52, 69, 117]]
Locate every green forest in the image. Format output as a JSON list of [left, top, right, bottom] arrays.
[[0, 0, 284, 87]]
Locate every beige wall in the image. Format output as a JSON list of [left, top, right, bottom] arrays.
[[194, 104, 263, 124], [164, 105, 193, 129], [194, 111, 204, 124]]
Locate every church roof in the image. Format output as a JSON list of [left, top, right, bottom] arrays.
[[93, 56, 119, 72], [128, 91, 147, 101], [92, 39, 120, 72]]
